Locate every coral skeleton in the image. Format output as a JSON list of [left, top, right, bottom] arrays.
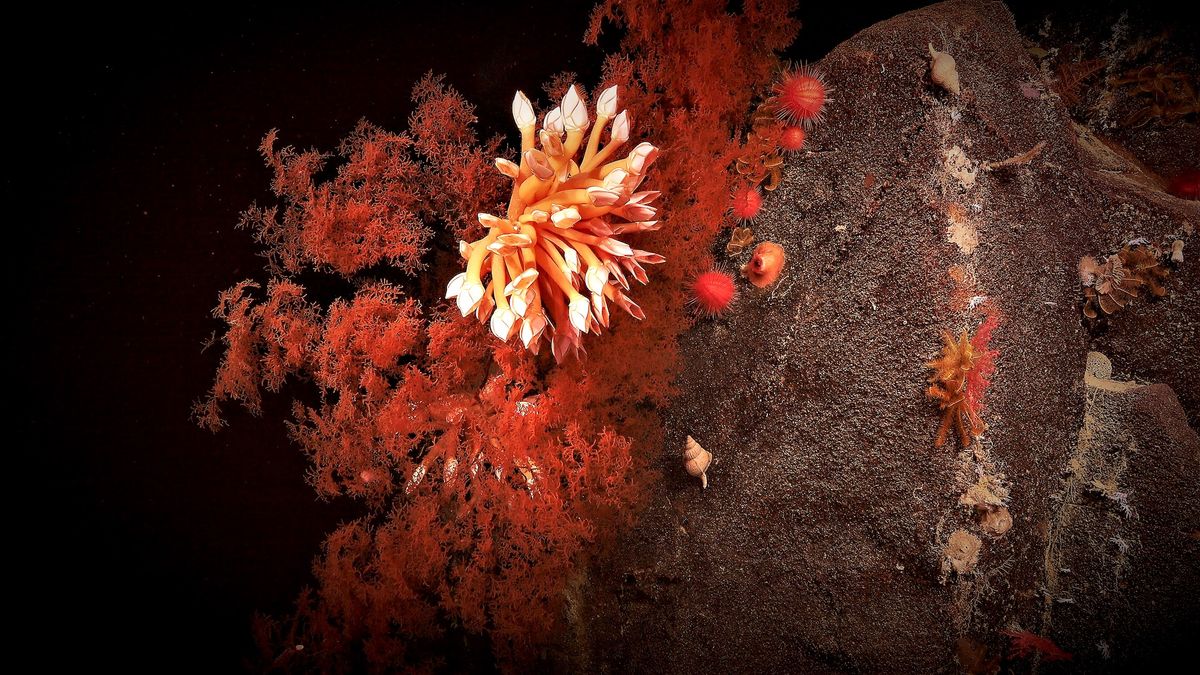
[[736, 100, 788, 191], [445, 85, 662, 362]]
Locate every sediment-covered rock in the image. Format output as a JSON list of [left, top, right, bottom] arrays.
[[568, 1, 1199, 671], [1042, 352, 1200, 670]]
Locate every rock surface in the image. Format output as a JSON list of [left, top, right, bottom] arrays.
[[567, 1, 1199, 671], [1043, 352, 1200, 670]]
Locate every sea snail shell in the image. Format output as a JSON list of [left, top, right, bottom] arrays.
[[683, 435, 712, 489], [928, 43, 961, 96]]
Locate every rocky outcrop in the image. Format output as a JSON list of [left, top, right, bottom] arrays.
[[1042, 352, 1200, 670], [569, 1, 1199, 671]]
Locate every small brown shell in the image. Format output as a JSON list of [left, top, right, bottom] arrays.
[[945, 529, 981, 574], [742, 242, 785, 288], [726, 226, 755, 255], [683, 435, 712, 489], [929, 44, 961, 96]]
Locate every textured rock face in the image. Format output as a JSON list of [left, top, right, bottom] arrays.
[[568, 1, 1199, 672], [1045, 353, 1200, 670]]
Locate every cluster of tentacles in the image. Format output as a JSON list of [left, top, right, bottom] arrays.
[[926, 330, 987, 448], [446, 84, 662, 362]]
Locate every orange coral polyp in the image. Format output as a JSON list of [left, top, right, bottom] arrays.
[[447, 85, 662, 362], [926, 330, 986, 447]]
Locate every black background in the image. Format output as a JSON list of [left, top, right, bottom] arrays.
[[21, 1, 1119, 671]]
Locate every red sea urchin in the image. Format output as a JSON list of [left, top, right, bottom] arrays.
[[774, 63, 828, 128], [779, 126, 806, 152], [689, 270, 737, 317], [731, 184, 763, 221]]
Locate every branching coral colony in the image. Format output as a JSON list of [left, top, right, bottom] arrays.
[[196, 74, 645, 670], [200, 0, 802, 667], [446, 85, 662, 361]]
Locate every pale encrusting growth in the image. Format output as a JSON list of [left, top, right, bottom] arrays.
[[446, 85, 663, 362]]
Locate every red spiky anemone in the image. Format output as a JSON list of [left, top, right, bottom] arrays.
[[774, 63, 828, 128], [689, 269, 737, 317], [779, 126, 806, 152], [731, 184, 762, 221]]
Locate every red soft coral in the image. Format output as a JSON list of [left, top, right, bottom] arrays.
[[1002, 629, 1073, 662], [197, 77, 640, 667], [964, 311, 999, 422], [202, 2, 800, 670]]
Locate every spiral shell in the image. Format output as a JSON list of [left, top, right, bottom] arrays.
[[928, 43, 960, 96], [683, 435, 712, 489]]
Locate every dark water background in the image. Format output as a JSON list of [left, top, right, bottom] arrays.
[[21, 1, 1141, 670]]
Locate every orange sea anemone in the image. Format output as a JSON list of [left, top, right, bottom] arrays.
[[446, 85, 662, 362], [742, 241, 785, 287]]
